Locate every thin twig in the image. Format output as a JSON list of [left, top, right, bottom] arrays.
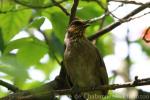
[[99, 3, 124, 28], [0, 80, 20, 92], [99, 14, 107, 29], [88, 1, 150, 40], [52, 0, 70, 16], [39, 30, 61, 66], [128, 11, 150, 21], [102, 5, 150, 26], [69, 0, 79, 24], [110, 0, 144, 5], [85, 3, 123, 24], [95, 0, 108, 29]]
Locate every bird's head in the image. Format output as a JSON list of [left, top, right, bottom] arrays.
[[67, 20, 90, 38]]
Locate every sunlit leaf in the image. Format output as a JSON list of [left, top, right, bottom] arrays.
[[4, 37, 48, 54], [0, 10, 31, 43], [27, 17, 45, 29], [0, 0, 15, 11], [22, 81, 44, 90], [49, 11, 68, 42], [0, 54, 29, 87], [4, 37, 34, 54], [17, 39, 48, 66], [96, 34, 114, 55], [19, 0, 51, 6], [77, 2, 103, 19], [17, 44, 45, 66], [35, 60, 58, 77]]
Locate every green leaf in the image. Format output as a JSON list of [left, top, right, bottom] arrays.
[[49, 11, 68, 42], [4, 37, 48, 54], [104, 16, 114, 27], [96, 34, 114, 55], [29, 0, 45, 6], [22, 81, 43, 90], [27, 17, 45, 29], [0, 90, 7, 98], [35, 60, 58, 77], [0, 0, 15, 11], [20, 0, 50, 6], [0, 54, 29, 87], [4, 37, 33, 54], [3, 37, 48, 66], [101, 0, 108, 8], [139, 40, 150, 56], [86, 23, 100, 36], [16, 38, 48, 66], [49, 33, 64, 57], [77, 2, 103, 19], [0, 10, 31, 43]]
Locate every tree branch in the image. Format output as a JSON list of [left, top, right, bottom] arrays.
[[52, 0, 70, 16], [129, 11, 150, 21], [2, 76, 149, 100], [88, 1, 150, 40], [69, 0, 79, 24], [46, 77, 150, 95], [0, 80, 20, 93]]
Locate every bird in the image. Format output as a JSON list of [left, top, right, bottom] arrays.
[[64, 20, 108, 100]]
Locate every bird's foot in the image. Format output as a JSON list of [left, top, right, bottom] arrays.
[[71, 85, 81, 94], [91, 86, 96, 91], [71, 85, 86, 100]]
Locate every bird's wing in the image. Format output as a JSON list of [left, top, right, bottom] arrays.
[[95, 47, 109, 95]]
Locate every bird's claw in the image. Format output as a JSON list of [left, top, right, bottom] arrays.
[[72, 85, 81, 94]]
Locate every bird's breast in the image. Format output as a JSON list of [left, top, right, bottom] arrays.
[[64, 39, 100, 87]]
